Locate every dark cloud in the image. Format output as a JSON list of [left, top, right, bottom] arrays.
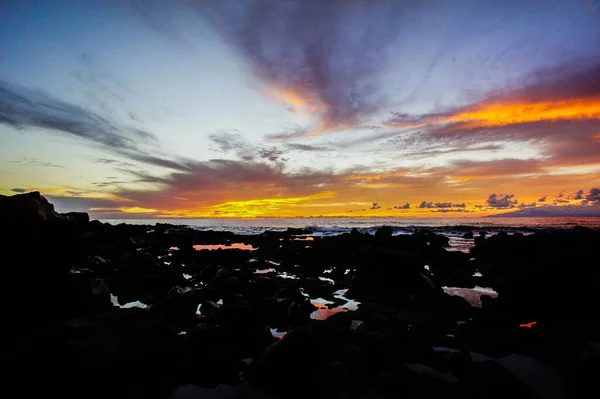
[[538, 195, 547, 202], [431, 208, 473, 213], [92, 158, 136, 168], [586, 188, 600, 203], [11, 188, 26, 193], [438, 158, 543, 178], [418, 201, 466, 209], [556, 190, 565, 198], [370, 202, 381, 210], [508, 59, 600, 102], [402, 144, 503, 159], [7, 157, 64, 168], [518, 202, 537, 209], [197, 1, 411, 136], [486, 193, 518, 208], [553, 198, 570, 204], [286, 143, 331, 152], [0, 80, 183, 171], [258, 146, 286, 162], [209, 131, 287, 162], [208, 131, 248, 154], [1, 80, 133, 148], [394, 203, 410, 209], [574, 189, 585, 200]]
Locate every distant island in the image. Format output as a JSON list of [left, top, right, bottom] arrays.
[[491, 205, 600, 217]]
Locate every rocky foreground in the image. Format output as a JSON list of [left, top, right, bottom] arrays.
[[3, 192, 599, 399]]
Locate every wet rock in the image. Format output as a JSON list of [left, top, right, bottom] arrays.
[[10, 308, 181, 399], [463, 231, 474, 239], [472, 228, 600, 322], [427, 248, 475, 285], [456, 360, 536, 399], [110, 252, 183, 304], [85, 255, 114, 277], [348, 247, 429, 304]]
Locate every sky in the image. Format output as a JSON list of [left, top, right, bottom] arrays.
[[1, 0, 599, 219]]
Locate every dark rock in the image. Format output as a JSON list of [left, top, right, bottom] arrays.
[[463, 231, 474, 239], [16, 309, 180, 399], [85, 255, 114, 277], [110, 252, 183, 304], [348, 247, 430, 304], [374, 225, 393, 240], [456, 360, 536, 399]]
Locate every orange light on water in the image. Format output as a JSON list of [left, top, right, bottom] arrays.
[[519, 321, 537, 328]]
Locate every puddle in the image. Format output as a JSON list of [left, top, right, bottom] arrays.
[[442, 285, 498, 307], [319, 276, 335, 284], [520, 321, 537, 328], [111, 294, 148, 309], [311, 297, 334, 308], [270, 328, 287, 339], [310, 289, 361, 320], [293, 236, 314, 241], [193, 243, 257, 251], [277, 272, 299, 279], [169, 246, 180, 251], [324, 269, 333, 274], [255, 268, 276, 274], [183, 273, 192, 280]]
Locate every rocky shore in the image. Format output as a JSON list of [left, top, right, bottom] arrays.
[[3, 192, 599, 399]]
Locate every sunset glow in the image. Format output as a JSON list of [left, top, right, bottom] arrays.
[[1, 0, 599, 219]]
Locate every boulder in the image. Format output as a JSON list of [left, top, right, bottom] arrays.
[[462, 231, 474, 239]]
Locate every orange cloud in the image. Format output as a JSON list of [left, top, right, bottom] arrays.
[[447, 98, 600, 128]]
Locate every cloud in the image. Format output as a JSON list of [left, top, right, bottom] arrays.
[[431, 208, 473, 213], [0, 80, 183, 171], [486, 193, 518, 208], [394, 203, 410, 209], [370, 202, 381, 210], [209, 131, 287, 162], [286, 143, 331, 152], [7, 157, 64, 168], [574, 189, 585, 200], [518, 202, 537, 209], [11, 188, 26, 193], [586, 187, 600, 203], [197, 1, 410, 137], [538, 195, 547, 202], [385, 60, 600, 168], [418, 201, 466, 209], [258, 146, 287, 162]]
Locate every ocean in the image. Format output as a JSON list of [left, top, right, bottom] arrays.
[[101, 216, 600, 253]]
